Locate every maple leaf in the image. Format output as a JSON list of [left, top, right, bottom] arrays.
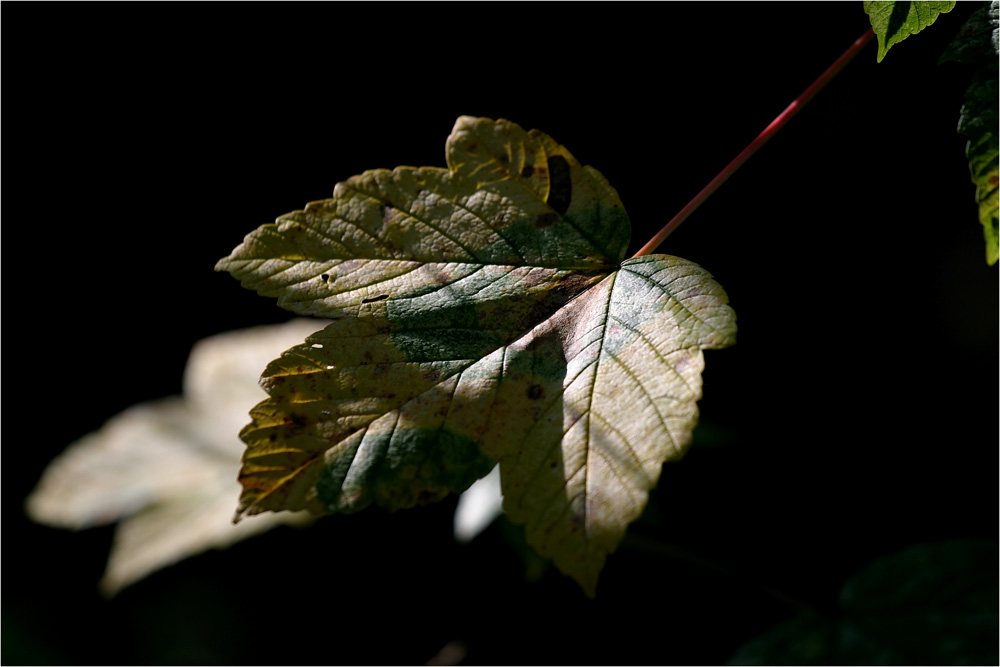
[[216, 116, 737, 595], [26, 320, 319, 595]]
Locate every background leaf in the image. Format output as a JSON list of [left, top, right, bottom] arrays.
[[938, 1, 998, 63], [728, 540, 999, 665], [453, 465, 503, 542], [26, 321, 319, 595], [943, 2, 1000, 263], [864, 1, 956, 61], [956, 64, 999, 140], [965, 131, 999, 263]]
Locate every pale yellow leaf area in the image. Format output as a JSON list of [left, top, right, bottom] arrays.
[[26, 320, 322, 595]]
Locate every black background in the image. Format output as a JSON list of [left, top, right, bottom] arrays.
[[5, 3, 997, 665]]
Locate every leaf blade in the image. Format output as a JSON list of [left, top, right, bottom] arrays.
[[486, 255, 736, 595], [863, 1, 956, 62], [216, 117, 630, 319], [26, 320, 321, 595], [966, 131, 999, 264], [219, 117, 737, 594]]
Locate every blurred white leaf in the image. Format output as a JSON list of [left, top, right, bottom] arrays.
[[26, 319, 325, 595], [453, 465, 503, 543]]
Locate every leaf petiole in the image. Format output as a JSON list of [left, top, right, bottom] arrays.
[[633, 28, 876, 258]]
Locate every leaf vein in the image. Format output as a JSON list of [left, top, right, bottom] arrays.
[[608, 313, 699, 397], [602, 350, 677, 460], [341, 184, 482, 261]]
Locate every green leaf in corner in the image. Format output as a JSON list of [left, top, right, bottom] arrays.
[[863, 1, 956, 62], [966, 131, 999, 264], [939, 1, 998, 64], [216, 116, 737, 595], [957, 64, 999, 140], [943, 2, 999, 264]]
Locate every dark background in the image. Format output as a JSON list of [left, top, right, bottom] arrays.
[[5, 3, 996, 665]]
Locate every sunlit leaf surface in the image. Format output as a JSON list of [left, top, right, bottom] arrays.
[[217, 116, 737, 594], [863, 1, 955, 61]]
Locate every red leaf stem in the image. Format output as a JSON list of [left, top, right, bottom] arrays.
[[633, 28, 876, 258]]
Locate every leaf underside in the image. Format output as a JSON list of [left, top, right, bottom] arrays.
[[863, 1, 956, 62], [217, 116, 737, 595]]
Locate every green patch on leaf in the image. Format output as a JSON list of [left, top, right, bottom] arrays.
[[863, 1, 956, 62], [217, 116, 737, 595]]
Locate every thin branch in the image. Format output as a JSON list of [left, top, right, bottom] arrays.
[[633, 28, 876, 258]]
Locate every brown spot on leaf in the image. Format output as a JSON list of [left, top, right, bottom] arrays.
[[284, 413, 308, 435], [521, 164, 534, 178], [989, 174, 999, 186], [424, 369, 443, 383], [519, 267, 551, 289], [320, 274, 330, 282], [362, 294, 389, 303], [527, 384, 544, 400], [546, 155, 572, 215], [554, 270, 605, 294], [524, 269, 607, 326]]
